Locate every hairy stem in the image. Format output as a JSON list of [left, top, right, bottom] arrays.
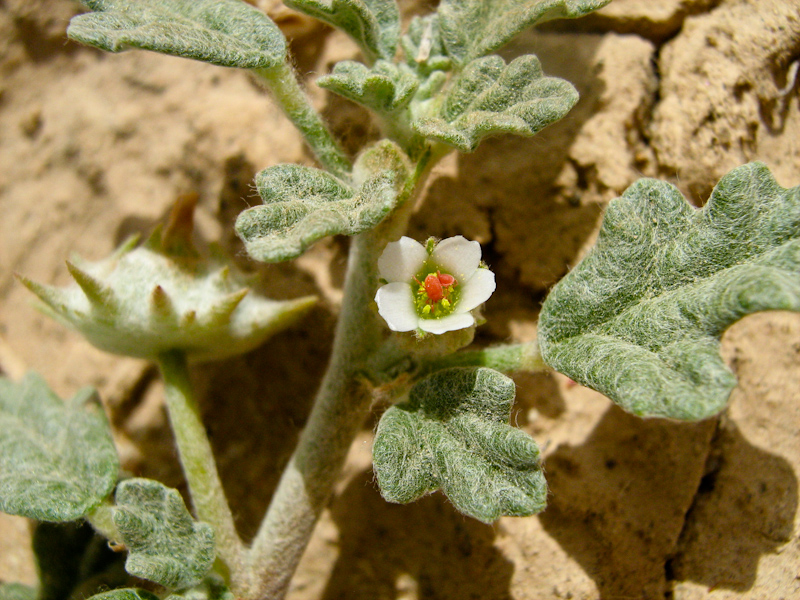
[[157, 350, 246, 593], [246, 150, 437, 600], [253, 62, 352, 179], [85, 497, 120, 544]]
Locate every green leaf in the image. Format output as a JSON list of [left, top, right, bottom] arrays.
[[284, 0, 399, 62], [113, 479, 215, 590], [317, 60, 419, 114], [0, 374, 119, 522], [87, 590, 161, 600], [236, 140, 410, 262], [539, 162, 800, 420], [413, 54, 577, 152], [68, 0, 286, 69], [0, 584, 36, 600], [373, 367, 546, 523], [438, 0, 611, 66]]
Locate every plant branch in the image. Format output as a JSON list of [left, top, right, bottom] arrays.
[[253, 62, 352, 179], [245, 149, 438, 600], [420, 340, 546, 376], [157, 350, 246, 593]]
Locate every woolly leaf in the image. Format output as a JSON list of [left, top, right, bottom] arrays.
[[413, 54, 577, 152], [85, 591, 160, 600], [68, 0, 286, 69], [0, 374, 119, 522], [317, 60, 419, 114], [539, 162, 800, 420], [438, 0, 611, 66], [236, 140, 410, 262], [373, 367, 546, 523], [284, 0, 399, 62], [0, 585, 36, 600], [113, 479, 215, 590]]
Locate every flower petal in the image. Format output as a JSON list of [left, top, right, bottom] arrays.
[[418, 312, 475, 334], [378, 237, 428, 282], [431, 236, 481, 281], [458, 268, 496, 312], [375, 283, 419, 332]]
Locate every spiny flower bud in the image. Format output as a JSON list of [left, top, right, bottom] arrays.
[[17, 194, 316, 362]]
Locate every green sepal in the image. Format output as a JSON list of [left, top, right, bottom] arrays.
[[373, 367, 546, 523], [68, 0, 286, 70], [283, 0, 399, 63], [113, 478, 215, 590], [438, 0, 611, 66], [236, 140, 411, 262], [317, 60, 419, 114], [413, 54, 577, 152], [0, 585, 36, 600], [0, 374, 119, 522], [539, 162, 800, 420], [85, 590, 160, 600]]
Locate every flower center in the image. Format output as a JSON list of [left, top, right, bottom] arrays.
[[413, 267, 459, 319]]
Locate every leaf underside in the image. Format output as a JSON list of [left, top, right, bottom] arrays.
[[413, 54, 577, 152], [284, 0, 399, 62], [113, 479, 215, 590], [0, 373, 119, 522], [539, 162, 800, 420], [86, 591, 160, 600], [235, 140, 410, 262], [438, 0, 611, 65], [373, 367, 546, 523], [68, 0, 286, 69]]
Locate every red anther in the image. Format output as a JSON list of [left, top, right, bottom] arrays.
[[423, 273, 444, 303]]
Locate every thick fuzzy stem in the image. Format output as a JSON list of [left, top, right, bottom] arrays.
[[158, 351, 246, 593], [246, 152, 437, 600]]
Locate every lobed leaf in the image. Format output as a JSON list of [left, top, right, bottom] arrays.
[[68, 0, 286, 69], [0, 374, 119, 522], [539, 162, 800, 420], [438, 0, 611, 66], [373, 367, 546, 523], [284, 0, 399, 62], [317, 60, 419, 114], [413, 54, 577, 152], [236, 140, 410, 262], [113, 479, 216, 590]]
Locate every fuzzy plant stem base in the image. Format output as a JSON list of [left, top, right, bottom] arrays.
[[157, 350, 246, 593]]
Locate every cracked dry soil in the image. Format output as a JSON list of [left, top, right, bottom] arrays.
[[1, 1, 799, 599]]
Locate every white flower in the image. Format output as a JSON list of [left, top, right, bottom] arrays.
[[375, 236, 496, 334]]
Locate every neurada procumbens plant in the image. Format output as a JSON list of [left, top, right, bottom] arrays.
[[1, 1, 798, 600]]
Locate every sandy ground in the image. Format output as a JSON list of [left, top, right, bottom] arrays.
[[0, 0, 798, 599]]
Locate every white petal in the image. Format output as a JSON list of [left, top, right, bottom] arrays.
[[418, 312, 475, 334], [431, 236, 481, 281], [457, 268, 496, 312], [375, 283, 419, 332], [378, 237, 427, 282]]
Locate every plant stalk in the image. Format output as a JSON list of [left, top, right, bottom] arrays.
[[245, 150, 438, 600], [253, 62, 352, 179], [157, 350, 246, 593]]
